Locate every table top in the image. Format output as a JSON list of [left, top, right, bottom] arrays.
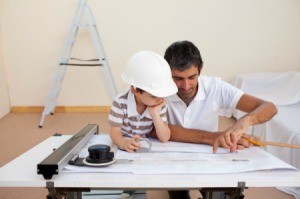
[[1, 135, 300, 189]]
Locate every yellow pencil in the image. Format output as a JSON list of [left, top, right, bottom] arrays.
[[245, 137, 300, 149]]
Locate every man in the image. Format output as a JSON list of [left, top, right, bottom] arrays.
[[163, 40, 277, 152], [159, 40, 278, 199]]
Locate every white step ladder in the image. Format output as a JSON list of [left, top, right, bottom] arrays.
[[39, 0, 118, 128]]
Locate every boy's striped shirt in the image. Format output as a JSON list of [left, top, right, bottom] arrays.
[[108, 90, 167, 138]]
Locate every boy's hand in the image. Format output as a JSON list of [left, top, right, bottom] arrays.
[[122, 134, 142, 153], [147, 99, 165, 116]]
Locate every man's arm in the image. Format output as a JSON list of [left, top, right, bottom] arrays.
[[169, 125, 218, 144], [150, 124, 218, 145], [213, 94, 278, 152], [151, 94, 277, 151], [236, 94, 278, 125], [150, 124, 253, 150]]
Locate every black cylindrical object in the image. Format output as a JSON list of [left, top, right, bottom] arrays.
[[86, 144, 114, 164]]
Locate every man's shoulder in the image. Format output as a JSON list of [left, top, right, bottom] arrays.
[[200, 75, 243, 101], [200, 75, 222, 84], [200, 75, 224, 90]]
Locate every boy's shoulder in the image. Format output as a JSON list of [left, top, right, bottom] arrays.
[[113, 89, 130, 103]]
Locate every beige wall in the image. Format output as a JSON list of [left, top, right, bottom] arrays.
[[1, 0, 300, 106], [0, 29, 10, 118]]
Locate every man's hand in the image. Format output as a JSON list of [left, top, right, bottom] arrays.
[[213, 117, 252, 153], [236, 134, 253, 149], [213, 133, 253, 153], [122, 134, 142, 153]]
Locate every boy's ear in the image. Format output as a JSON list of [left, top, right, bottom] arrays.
[[131, 86, 138, 94]]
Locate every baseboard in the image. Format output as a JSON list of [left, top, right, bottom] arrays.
[[11, 106, 111, 113]]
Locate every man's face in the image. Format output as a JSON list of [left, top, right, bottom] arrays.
[[171, 65, 200, 100]]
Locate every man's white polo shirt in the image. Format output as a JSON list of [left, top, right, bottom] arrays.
[[166, 75, 244, 132]]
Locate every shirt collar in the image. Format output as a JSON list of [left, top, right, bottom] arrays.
[[194, 75, 206, 101], [167, 76, 206, 102], [127, 90, 152, 119]]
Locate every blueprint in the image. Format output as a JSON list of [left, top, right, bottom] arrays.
[[64, 134, 297, 174]]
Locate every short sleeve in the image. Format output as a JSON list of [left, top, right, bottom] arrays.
[[159, 104, 168, 123], [108, 100, 124, 127], [218, 80, 244, 110]]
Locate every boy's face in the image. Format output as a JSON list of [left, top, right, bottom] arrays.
[[133, 89, 163, 107]]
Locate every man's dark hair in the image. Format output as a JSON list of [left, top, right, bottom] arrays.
[[164, 40, 203, 71]]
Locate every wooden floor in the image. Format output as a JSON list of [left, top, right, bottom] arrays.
[[0, 113, 294, 199]]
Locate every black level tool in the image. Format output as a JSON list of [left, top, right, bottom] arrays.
[[37, 124, 98, 179]]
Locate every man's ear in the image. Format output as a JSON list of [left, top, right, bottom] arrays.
[[198, 68, 202, 76]]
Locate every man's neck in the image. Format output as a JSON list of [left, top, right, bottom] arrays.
[[182, 98, 194, 106], [180, 85, 198, 106]]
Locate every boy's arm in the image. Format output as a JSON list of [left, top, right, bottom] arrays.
[[110, 126, 125, 148], [151, 112, 170, 143], [147, 101, 170, 142], [110, 126, 141, 152]]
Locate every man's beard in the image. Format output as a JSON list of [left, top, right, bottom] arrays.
[[177, 87, 195, 99]]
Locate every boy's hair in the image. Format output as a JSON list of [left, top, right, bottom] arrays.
[[164, 40, 203, 72], [136, 87, 145, 94], [131, 86, 145, 94]]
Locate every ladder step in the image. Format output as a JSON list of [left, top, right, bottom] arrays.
[[75, 24, 96, 28], [70, 57, 105, 61], [59, 63, 103, 66], [60, 57, 106, 66]]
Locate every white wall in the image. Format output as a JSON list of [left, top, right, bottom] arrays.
[[1, 0, 300, 106]]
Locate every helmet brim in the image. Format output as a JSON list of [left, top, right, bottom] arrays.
[[122, 73, 178, 98], [138, 82, 178, 98]]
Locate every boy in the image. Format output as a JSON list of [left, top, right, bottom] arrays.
[[108, 50, 178, 152]]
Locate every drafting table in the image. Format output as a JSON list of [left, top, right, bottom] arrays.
[[1, 133, 300, 199]]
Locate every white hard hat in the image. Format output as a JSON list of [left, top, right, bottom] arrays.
[[121, 50, 178, 98]]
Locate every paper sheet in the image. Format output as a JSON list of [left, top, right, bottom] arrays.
[[64, 135, 297, 174]]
